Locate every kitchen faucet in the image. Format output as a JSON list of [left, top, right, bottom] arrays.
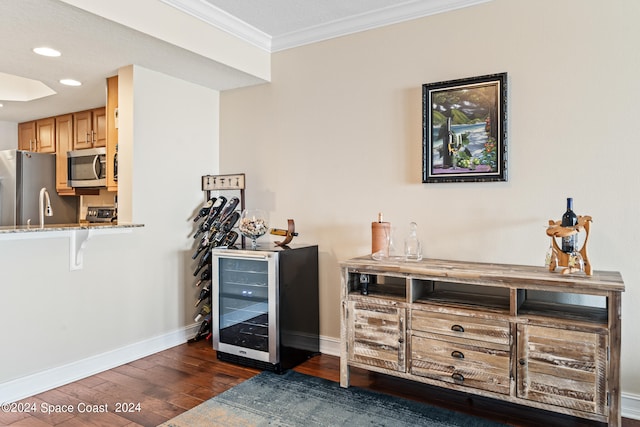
[[39, 187, 53, 229]]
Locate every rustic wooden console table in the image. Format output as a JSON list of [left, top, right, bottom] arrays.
[[340, 256, 624, 425]]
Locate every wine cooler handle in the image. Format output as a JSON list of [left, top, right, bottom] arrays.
[[219, 253, 269, 260]]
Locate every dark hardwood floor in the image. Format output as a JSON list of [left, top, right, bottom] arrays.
[[2, 340, 638, 426]]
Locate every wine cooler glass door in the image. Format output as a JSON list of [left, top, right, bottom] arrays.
[[212, 252, 277, 364]]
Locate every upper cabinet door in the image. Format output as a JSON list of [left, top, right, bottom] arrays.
[[18, 121, 36, 151], [92, 107, 106, 147], [18, 119, 55, 152], [73, 110, 93, 150], [36, 117, 56, 153], [106, 76, 118, 192], [55, 114, 75, 195], [73, 108, 106, 149]]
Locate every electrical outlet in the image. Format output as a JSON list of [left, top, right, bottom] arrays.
[[201, 173, 245, 190]]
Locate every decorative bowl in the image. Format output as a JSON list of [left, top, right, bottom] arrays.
[[238, 209, 269, 248]]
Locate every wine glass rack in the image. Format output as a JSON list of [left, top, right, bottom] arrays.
[[546, 214, 592, 275]]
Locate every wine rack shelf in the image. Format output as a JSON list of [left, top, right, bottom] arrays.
[[189, 173, 247, 343]]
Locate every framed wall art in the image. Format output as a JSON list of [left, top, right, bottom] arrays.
[[422, 73, 507, 183]]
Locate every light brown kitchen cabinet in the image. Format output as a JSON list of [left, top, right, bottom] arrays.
[[106, 76, 118, 192], [340, 257, 624, 426], [73, 107, 106, 149], [36, 118, 56, 153], [18, 118, 55, 153], [55, 114, 75, 195], [18, 121, 35, 151]]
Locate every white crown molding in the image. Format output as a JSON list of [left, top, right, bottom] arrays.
[[160, 0, 272, 51], [272, 0, 492, 52], [161, 0, 492, 53]]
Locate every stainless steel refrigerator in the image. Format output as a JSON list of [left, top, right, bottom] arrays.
[[0, 149, 78, 226]]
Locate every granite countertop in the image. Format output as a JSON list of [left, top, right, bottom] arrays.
[[0, 222, 145, 268], [0, 222, 144, 235]]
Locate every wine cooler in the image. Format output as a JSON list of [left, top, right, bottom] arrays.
[[211, 244, 319, 373]]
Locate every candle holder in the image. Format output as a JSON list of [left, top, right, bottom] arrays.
[[545, 215, 592, 275]]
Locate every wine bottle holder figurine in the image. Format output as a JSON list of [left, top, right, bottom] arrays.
[[270, 219, 298, 247], [546, 215, 592, 275]]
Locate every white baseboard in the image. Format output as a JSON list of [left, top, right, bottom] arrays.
[[622, 392, 640, 420], [0, 324, 199, 404], [3, 330, 639, 422], [319, 334, 340, 357]]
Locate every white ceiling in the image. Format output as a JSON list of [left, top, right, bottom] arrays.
[[0, 0, 489, 123]]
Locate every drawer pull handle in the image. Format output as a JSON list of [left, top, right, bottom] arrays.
[[452, 373, 464, 382], [451, 350, 464, 359], [451, 324, 464, 333]]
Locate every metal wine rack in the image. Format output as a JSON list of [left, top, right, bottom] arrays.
[[188, 173, 246, 343]]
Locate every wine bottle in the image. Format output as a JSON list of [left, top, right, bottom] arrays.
[[212, 212, 241, 246], [210, 197, 240, 233], [193, 197, 227, 238], [194, 304, 211, 322], [195, 268, 210, 287], [187, 314, 212, 343], [217, 230, 239, 248], [195, 284, 211, 307], [561, 197, 578, 253], [193, 197, 216, 222], [193, 250, 211, 276]]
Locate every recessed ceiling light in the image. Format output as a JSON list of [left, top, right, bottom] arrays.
[[60, 79, 81, 87], [33, 47, 61, 57]]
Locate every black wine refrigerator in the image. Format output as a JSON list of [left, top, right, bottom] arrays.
[[210, 244, 319, 373]]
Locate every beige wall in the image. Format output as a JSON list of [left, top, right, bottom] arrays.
[[220, 0, 640, 395], [0, 122, 17, 149]]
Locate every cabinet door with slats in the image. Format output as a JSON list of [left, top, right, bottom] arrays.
[[347, 300, 405, 372], [517, 324, 607, 415]]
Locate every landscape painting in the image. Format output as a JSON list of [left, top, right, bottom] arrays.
[[422, 73, 507, 183]]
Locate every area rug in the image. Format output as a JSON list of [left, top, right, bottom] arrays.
[[159, 370, 506, 427]]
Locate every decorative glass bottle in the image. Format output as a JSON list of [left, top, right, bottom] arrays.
[[404, 222, 422, 261]]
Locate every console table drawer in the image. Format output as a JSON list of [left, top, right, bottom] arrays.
[[411, 334, 511, 394], [412, 309, 510, 345]]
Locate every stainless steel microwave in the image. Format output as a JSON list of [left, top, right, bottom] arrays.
[[67, 147, 106, 187]]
